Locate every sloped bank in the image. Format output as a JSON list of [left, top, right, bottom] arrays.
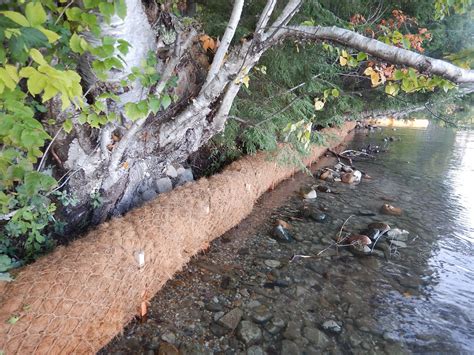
[[0, 122, 356, 354]]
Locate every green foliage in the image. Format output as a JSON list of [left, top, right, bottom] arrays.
[[0, 0, 130, 265]]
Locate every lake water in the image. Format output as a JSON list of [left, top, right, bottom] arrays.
[[102, 121, 474, 354]]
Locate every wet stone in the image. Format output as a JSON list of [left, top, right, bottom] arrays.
[[161, 331, 176, 345], [238, 321, 262, 346], [210, 322, 229, 337], [321, 320, 342, 334], [205, 302, 224, 312], [265, 317, 286, 335], [251, 305, 273, 324], [158, 342, 179, 355], [264, 259, 281, 268], [283, 321, 301, 340], [218, 308, 243, 330], [358, 209, 376, 216], [303, 327, 330, 348], [246, 345, 264, 355], [281, 339, 300, 355]]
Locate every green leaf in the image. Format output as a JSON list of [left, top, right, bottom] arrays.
[[393, 69, 404, 80], [161, 94, 172, 110], [99, 3, 115, 18], [69, 33, 84, 54], [65, 7, 83, 21], [25, 2, 47, 27], [356, 52, 367, 61], [114, 0, 127, 19], [63, 119, 73, 133], [148, 97, 161, 114], [385, 82, 400, 96], [117, 39, 130, 55], [124, 101, 149, 121]]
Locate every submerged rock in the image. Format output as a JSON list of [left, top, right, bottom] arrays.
[[218, 308, 243, 330], [300, 187, 317, 199], [321, 320, 342, 334], [238, 321, 262, 346], [272, 225, 294, 243], [381, 204, 403, 216], [300, 204, 328, 223]]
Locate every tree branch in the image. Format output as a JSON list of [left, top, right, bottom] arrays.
[[272, 25, 474, 83], [205, 0, 244, 84], [255, 0, 278, 35], [264, 0, 302, 39]]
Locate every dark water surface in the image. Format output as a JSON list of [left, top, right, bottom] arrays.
[[103, 122, 474, 354]]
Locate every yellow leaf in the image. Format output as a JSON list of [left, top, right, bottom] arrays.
[[29, 49, 47, 66], [37, 27, 61, 43], [25, 2, 47, 27], [363, 67, 375, 75], [5, 65, 19, 83], [314, 98, 325, 111], [370, 72, 381, 86], [364, 67, 381, 87], [241, 75, 250, 88], [339, 56, 347, 66], [0, 11, 30, 27]]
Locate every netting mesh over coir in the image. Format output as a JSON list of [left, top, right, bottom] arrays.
[[0, 122, 355, 354]]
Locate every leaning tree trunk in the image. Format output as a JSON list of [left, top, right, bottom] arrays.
[[52, 0, 474, 232]]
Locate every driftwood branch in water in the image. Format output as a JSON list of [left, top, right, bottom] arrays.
[[328, 148, 353, 165]]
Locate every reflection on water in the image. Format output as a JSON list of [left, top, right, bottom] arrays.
[[351, 123, 474, 352]]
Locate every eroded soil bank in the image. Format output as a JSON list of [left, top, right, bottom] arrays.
[[102, 122, 474, 354]]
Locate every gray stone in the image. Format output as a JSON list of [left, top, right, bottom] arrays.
[[238, 321, 262, 346], [165, 165, 178, 178], [141, 189, 157, 202], [383, 331, 399, 342], [264, 259, 281, 268], [303, 327, 330, 348], [210, 322, 228, 337], [214, 311, 225, 322], [205, 302, 223, 312], [161, 330, 176, 344], [281, 340, 300, 355], [251, 305, 273, 324], [283, 321, 301, 340], [218, 308, 243, 330], [265, 317, 286, 335], [176, 168, 194, 186], [321, 320, 342, 334], [246, 345, 264, 355], [155, 177, 173, 193]]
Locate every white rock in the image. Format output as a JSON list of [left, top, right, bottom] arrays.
[[303, 189, 317, 199], [264, 259, 281, 268], [164, 165, 178, 178]]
